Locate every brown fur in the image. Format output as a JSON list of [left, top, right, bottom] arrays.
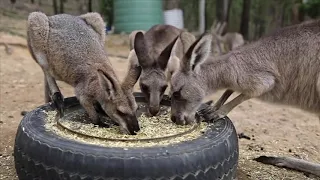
[[129, 24, 195, 116], [27, 12, 141, 135], [170, 19, 320, 177]]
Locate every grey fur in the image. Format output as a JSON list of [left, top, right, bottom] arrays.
[[27, 12, 141, 135], [170, 19, 320, 176], [129, 24, 195, 116]]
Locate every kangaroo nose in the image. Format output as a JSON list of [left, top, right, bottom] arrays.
[[127, 115, 140, 135], [149, 106, 160, 116], [171, 114, 177, 123], [171, 114, 185, 125]]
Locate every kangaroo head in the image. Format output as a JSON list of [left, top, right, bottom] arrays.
[[96, 56, 141, 135], [133, 32, 178, 116], [170, 33, 212, 125]]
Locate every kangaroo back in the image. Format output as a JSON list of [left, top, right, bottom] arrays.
[[27, 12, 50, 66]]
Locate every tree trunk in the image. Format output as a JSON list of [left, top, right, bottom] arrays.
[[88, 0, 92, 12], [163, 0, 180, 10], [240, 0, 251, 40], [280, 1, 286, 27], [199, 0, 205, 34], [225, 0, 233, 24], [52, 0, 58, 14], [216, 0, 233, 34], [292, 0, 304, 24], [59, 0, 64, 13]]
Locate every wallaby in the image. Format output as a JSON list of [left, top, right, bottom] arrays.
[[129, 24, 196, 116], [27, 12, 141, 135], [169, 19, 320, 177], [210, 20, 245, 55]]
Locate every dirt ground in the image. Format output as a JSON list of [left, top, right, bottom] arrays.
[[0, 12, 320, 180]]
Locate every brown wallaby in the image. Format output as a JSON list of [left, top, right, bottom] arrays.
[[129, 24, 196, 116], [169, 19, 320, 177], [27, 12, 141, 135]]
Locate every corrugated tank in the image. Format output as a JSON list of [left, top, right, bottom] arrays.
[[114, 0, 163, 33]]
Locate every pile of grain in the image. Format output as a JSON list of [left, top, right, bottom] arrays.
[[44, 109, 208, 148]]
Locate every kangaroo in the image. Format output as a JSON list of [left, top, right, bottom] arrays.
[[169, 19, 320, 177], [210, 21, 245, 55], [129, 24, 196, 116], [27, 12, 141, 135]]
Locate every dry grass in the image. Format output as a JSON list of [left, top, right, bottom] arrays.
[[44, 109, 209, 148]]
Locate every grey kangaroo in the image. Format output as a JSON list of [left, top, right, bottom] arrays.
[[129, 24, 197, 116], [27, 12, 141, 135], [170, 20, 320, 177]]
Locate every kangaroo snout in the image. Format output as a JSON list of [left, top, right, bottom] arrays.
[[148, 105, 160, 116], [126, 115, 140, 135]]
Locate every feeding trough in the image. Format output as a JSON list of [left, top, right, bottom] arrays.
[[14, 92, 239, 180]]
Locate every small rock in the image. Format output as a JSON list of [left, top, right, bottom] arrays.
[[260, 147, 264, 151], [21, 111, 28, 116], [289, 149, 292, 153], [238, 132, 251, 140], [8, 115, 13, 118], [0, 120, 3, 124], [293, 153, 301, 158]]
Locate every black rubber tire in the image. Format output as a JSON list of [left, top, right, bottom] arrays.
[[14, 93, 239, 180]]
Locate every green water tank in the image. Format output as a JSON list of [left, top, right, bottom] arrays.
[[114, 0, 164, 34]]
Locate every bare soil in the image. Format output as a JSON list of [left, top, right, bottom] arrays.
[[0, 10, 319, 180]]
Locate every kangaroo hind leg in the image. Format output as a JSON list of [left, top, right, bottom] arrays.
[[35, 51, 65, 117]]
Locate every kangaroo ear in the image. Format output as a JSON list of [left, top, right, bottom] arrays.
[[97, 70, 116, 100], [180, 31, 196, 54], [80, 12, 106, 43], [129, 30, 145, 50], [168, 32, 197, 76], [121, 50, 142, 92], [181, 33, 212, 73], [157, 36, 179, 70], [134, 32, 152, 69], [166, 37, 182, 77]]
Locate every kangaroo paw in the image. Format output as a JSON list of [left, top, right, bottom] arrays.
[[200, 106, 226, 123], [52, 92, 65, 118], [198, 105, 218, 120]]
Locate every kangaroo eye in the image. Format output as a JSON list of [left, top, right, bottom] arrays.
[[117, 109, 126, 117], [160, 85, 167, 94], [172, 91, 180, 99], [140, 84, 149, 93]]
